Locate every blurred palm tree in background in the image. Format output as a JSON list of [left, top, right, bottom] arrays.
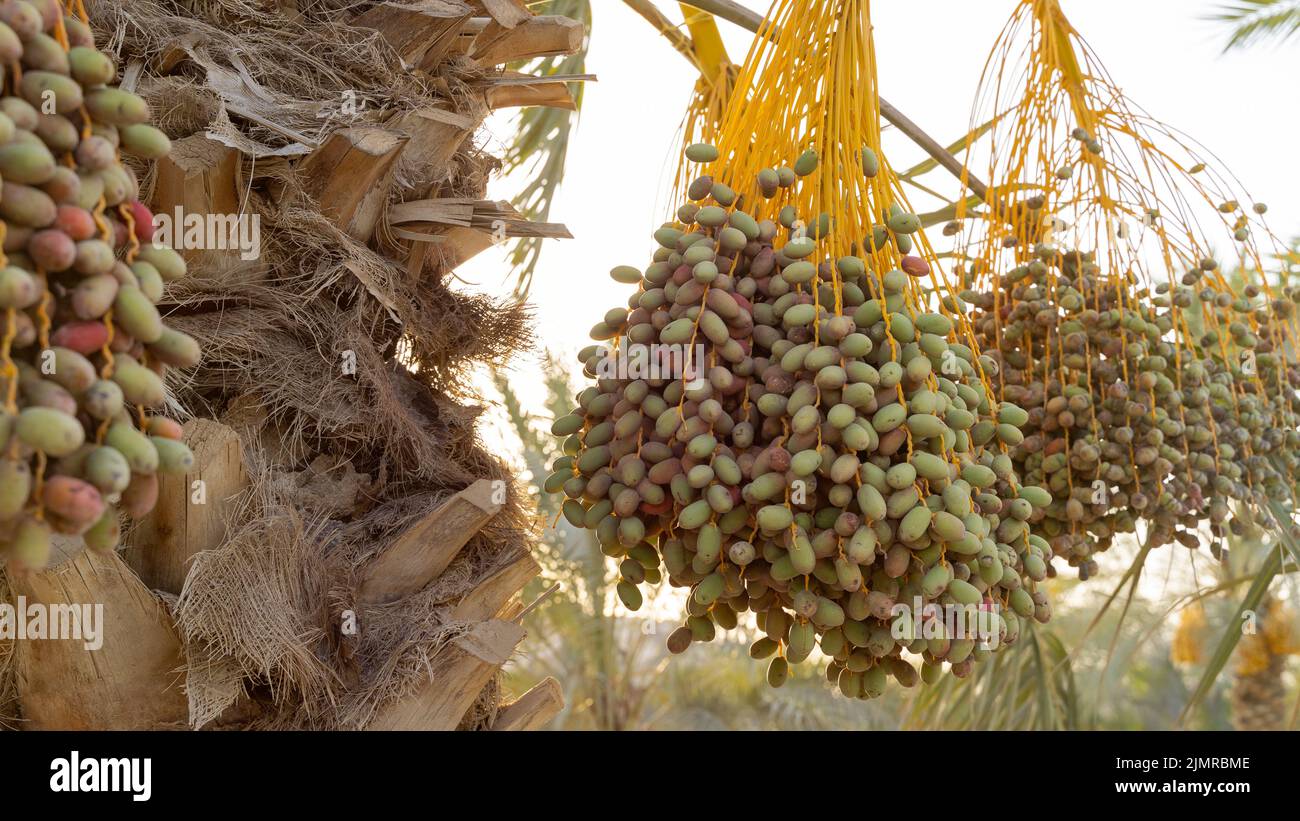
[[1211, 0, 1300, 51], [1171, 526, 1300, 730], [1229, 597, 1298, 729]]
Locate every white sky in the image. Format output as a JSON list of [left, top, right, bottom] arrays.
[[464, 0, 1300, 412]]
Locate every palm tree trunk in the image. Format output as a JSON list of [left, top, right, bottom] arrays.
[[1230, 653, 1288, 730]]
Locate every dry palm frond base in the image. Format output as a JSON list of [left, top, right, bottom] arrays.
[[1, 0, 554, 729], [0, 572, 15, 730], [175, 459, 533, 729]]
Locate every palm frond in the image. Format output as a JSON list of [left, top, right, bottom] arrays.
[[897, 115, 1001, 182], [1179, 541, 1283, 722], [919, 195, 983, 228], [1208, 0, 1300, 51], [622, 0, 699, 67], [502, 0, 592, 297], [905, 626, 1081, 730]]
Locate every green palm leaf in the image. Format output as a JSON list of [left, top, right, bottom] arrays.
[[1179, 541, 1282, 722], [1209, 0, 1300, 51], [502, 0, 593, 297], [896, 115, 1001, 183]]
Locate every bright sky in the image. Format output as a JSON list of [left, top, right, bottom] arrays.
[[465, 0, 1300, 417]]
